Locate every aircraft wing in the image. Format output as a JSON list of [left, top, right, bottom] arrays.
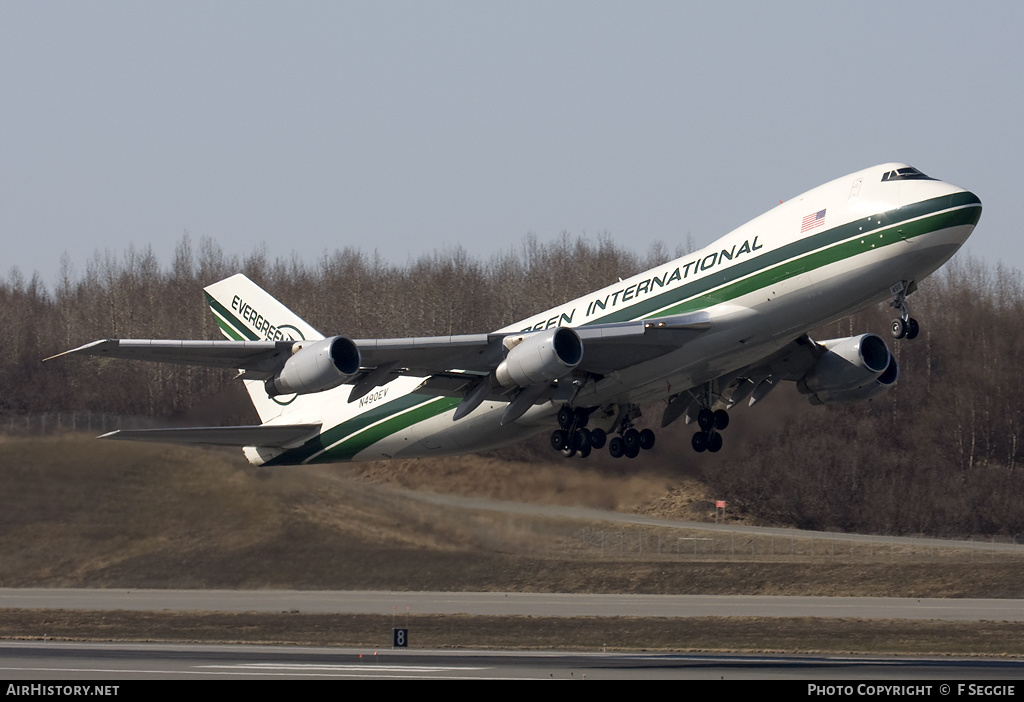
[[352, 311, 710, 376], [353, 333, 499, 375], [48, 311, 712, 412], [50, 311, 710, 379], [45, 339, 294, 378], [572, 313, 712, 374], [98, 423, 322, 448], [353, 311, 712, 420]]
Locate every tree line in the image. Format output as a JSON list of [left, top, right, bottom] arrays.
[[3, 233, 676, 418], [4, 234, 1023, 537], [702, 256, 1024, 537]]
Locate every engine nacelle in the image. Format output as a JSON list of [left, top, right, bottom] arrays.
[[266, 335, 361, 396], [495, 327, 583, 389], [797, 333, 896, 405], [805, 355, 899, 405]]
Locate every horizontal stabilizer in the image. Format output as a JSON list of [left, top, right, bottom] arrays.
[[98, 423, 322, 448]]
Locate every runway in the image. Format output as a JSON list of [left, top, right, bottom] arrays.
[[3, 588, 1024, 621], [4, 590, 1024, 679], [3, 641, 1024, 680]]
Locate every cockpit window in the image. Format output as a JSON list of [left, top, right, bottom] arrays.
[[881, 167, 935, 182]]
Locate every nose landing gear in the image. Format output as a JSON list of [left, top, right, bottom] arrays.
[[889, 280, 920, 340]]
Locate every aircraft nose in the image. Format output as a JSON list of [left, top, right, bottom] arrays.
[[950, 185, 982, 220], [934, 185, 982, 247], [963, 189, 982, 226], [904, 178, 981, 214]]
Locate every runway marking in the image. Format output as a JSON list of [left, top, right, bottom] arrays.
[[0, 664, 504, 680], [202, 663, 487, 672], [198, 663, 515, 679]]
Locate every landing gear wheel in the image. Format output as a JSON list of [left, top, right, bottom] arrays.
[[639, 428, 656, 451], [574, 408, 590, 429], [888, 281, 922, 341], [589, 428, 607, 450], [707, 432, 723, 453], [623, 428, 640, 451], [557, 406, 573, 430], [572, 429, 592, 453], [550, 429, 569, 451], [713, 409, 730, 431], [625, 444, 640, 459], [906, 317, 920, 340], [692, 431, 708, 453], [697, 408, 715, 431], [890, 319, 907, 339], [609, 436, 626, 458]]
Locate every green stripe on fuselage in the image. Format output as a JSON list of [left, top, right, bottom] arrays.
[[262, 394, 460, 466], [585, 192, 981, 325], [204, 291, 463, 465], [220, 192, 980, 465]]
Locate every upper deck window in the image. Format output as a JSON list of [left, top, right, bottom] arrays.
[[881, 167, 935, 182]]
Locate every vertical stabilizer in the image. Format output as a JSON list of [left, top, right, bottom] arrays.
[[203, 274, 324, 422]]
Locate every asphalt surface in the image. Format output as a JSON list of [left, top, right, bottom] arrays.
[[4, 641, 1024, 681], [4, 589, 1024, 620]]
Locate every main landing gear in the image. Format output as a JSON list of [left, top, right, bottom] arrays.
[[550, 406, 599, 458], [691, 407, 729, 453], [549, 404, 655, 459], [889, 280, 920, 340], [682, 380, 732, 453], [549, 395, 731, 458]]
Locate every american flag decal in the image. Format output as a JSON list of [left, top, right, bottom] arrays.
[[801, 209, 826, 233]]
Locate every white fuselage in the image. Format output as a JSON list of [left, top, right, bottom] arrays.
[[251, 163, 979, 464]]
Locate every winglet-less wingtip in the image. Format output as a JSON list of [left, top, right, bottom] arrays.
[[43, 339, 116, 362]]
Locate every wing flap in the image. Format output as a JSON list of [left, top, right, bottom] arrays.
[[574, 311, 713, 375], [354, 333, 501, 374]]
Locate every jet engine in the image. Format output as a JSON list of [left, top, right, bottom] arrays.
[[266, 336, 361, 396], [495, 327, 583, 389], [796, 333, 898, 405]]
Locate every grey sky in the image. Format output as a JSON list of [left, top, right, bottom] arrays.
[[1, 1, 1017, 290]]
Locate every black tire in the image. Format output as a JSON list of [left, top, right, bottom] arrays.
[[589, 428, 607, 450], [626, 444, 640, 459], [550, 429, 569, 451], [707, 432, 723, 453], [891, 319, 907, 339], [713, 409, 730, 431], [572, 429, 592, 452], [623, 428, 640, 450], [609, 436, 626, 458], [639, 428, 656, 450], [557, 406, 573, 430], [906, 317, 920, 340], [692, 431, 708, 453], [697, 408, 714, 431], [574, 408, 590, 428]]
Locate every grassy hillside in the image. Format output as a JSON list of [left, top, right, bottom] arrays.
[[4, 435, 1024, 598]]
